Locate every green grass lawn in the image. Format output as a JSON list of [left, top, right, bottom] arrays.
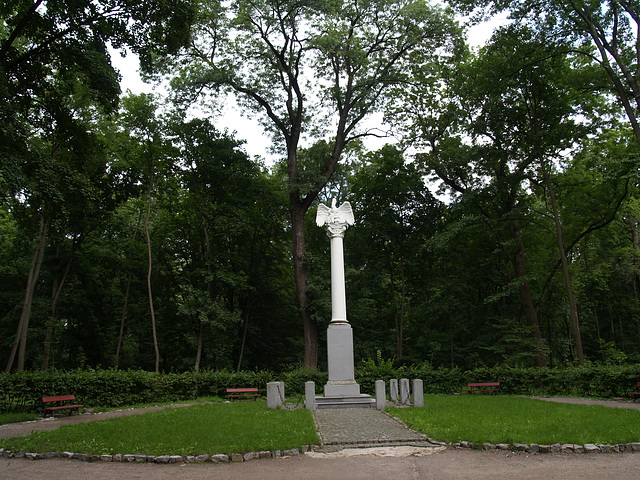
[[388, 395, 640, 445], [0, 401, 319, 456]]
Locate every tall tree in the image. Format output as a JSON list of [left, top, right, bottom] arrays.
[[1, 0, 195, 372], [350, 145, 442, 361], [390, 25, 622, 366], [164, 0, 461, 367], [451, 0, 640, 143], [118, 94, 178, 372]]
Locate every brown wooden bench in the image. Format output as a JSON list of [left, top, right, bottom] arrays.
[[42, 395, 84, 416], [631, 382, 640, 402], [465, 382, 500, 394], [226, 388, 259, 401]]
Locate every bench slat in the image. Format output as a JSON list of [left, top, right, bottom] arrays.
[[41, 394, 83, 416], [42, 395, 77, 403], [44, 405, 83, 411], [466, 382, 501, 394], [226, 388, 259, 401]]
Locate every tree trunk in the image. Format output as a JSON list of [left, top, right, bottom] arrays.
[[510, 223, 547, 367], [42, 241, 75, 371], [594, 308, 605, 362], [629, 216, 640, 348], [194, 319, 204, 373], [194, 218, 214, 373], [5, 215, 49, 372], [145, 180, 160, 373], [291, 200, 318, 368], [385, 245, 401, 361], [543, 164, 584, 365], [115, 211, 141, 369], [236, 307, 250, 373]]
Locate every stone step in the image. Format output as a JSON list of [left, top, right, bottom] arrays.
[[315, 395, 375, 409]]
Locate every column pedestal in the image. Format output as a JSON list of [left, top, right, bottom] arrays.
[[324, 323, 361, 397]]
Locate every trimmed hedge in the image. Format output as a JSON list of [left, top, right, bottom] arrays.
[[2, 364, 640, 412]]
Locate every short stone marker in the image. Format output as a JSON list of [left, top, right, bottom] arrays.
[[389, 379, 399, 402], [305, 381, 316, 410], [412, 379, 424, 407], [375, 380, 386, 410], [267, 381, 285, 409], [400, 378, 410, 405]]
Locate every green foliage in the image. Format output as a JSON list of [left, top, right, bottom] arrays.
[[2, 365, 640, 414]]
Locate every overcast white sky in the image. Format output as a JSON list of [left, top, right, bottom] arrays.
[[110, 14, 507, 163]]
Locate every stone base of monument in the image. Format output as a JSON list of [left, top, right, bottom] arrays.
[[318, 323, 374, 408], [315, 394, 375, 409]]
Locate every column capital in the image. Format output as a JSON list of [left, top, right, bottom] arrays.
[[326, 222, 347, 238]]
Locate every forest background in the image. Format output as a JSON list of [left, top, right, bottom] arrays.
[[1, 0, 639, 377]]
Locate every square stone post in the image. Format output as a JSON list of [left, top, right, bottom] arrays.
[[267, 381, 285, 409], [389, 379, 399, 402], [400, 378, 410, 405], [375, 380, 386, 410], [305, 381, 316, 410], [412, 379, 424, 407]]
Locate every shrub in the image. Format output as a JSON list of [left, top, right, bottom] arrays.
[[2, 364, 640, 413]]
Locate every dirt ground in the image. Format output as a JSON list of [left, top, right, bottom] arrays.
[[2, 448, 640, 480], [2, 397, 640, 479]]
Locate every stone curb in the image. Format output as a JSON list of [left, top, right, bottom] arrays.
[[0, 445, 318, 463], [446, 440, 640, 454], [5, 440, 640, 464]]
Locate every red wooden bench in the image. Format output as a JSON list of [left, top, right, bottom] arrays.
[[632, 382, 640, 402], [42, 395, 84, 416], [465, 382, 501, 394], [226, 388, 259, 401]]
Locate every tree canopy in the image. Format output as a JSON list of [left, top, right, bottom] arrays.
[[1, 0, 639, 373]]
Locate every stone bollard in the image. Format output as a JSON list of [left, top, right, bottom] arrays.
[[389, 379, 399, 402], [375, 380, 386, 410], [267, 381, 285, 409], [305, 381, 316, 410], [400, 378, 410, 405], [412, 379, 424, 407]]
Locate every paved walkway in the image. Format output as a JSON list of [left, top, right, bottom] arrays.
[[313, 407, 436, 452]]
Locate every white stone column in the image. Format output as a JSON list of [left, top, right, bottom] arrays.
[[329, 231, 347, 323], [317, 200, 361, 398]]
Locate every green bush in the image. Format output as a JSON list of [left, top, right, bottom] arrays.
[[2, 364, 640, 413]]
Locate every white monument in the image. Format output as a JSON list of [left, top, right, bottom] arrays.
[[316, 199, 363, 398]]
